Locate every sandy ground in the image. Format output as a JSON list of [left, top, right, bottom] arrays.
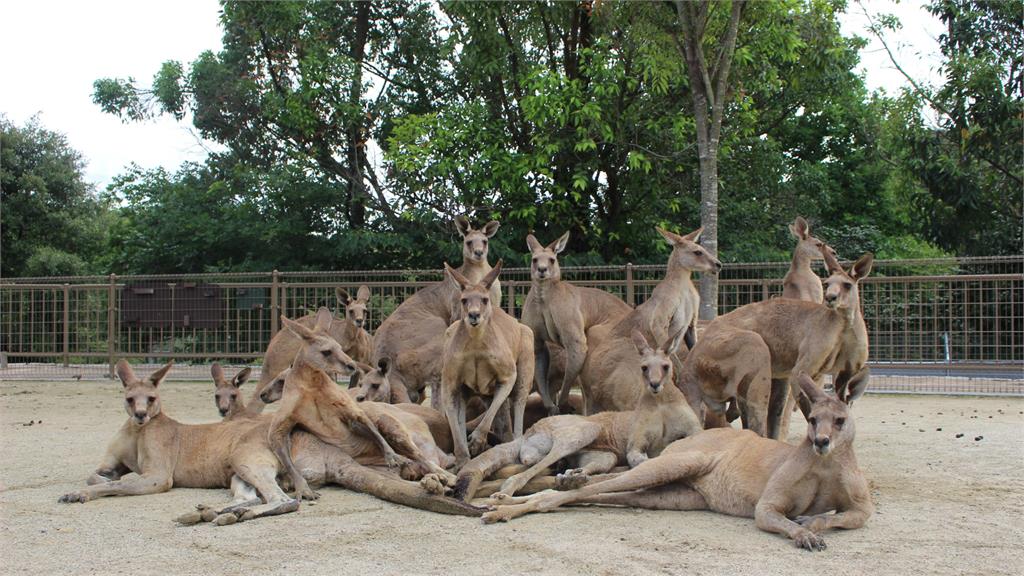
[[1, 380, 1022, 576]]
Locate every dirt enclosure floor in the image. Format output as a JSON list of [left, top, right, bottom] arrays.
[[1, 380, 1022, 576]]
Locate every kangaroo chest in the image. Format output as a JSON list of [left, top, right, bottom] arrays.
[[456, 352, 515, 396]]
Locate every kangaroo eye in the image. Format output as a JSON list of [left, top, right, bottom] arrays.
[[372, 384, 380, 389], [692, 250, 702, 255], [482, 239, 488, 245], [662, 364, 670, 371], [843, 282, 853, 290], [461, 298, 468, 305], [641, 366, 648, 373], [147, 396, 156, 403], [482, 298, 489, 306], [809, 417, 817, 426], [835, 418, 845, 429], [321, 350, 332, 357]]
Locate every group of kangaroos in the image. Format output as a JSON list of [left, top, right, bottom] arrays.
[[60, 215, 875, 551]]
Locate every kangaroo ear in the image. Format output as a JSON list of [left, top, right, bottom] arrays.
[[683, 227, 704, 243], [233, 367, 251, 388], [482, 220, 500, 238], [550, 231, 570, 254], [454, 215, 471, 237], [482, 259, 503, 290], [655, 226, 684, 246], [444, 262, 470, 291], [845, 366, 870, 405], [336, 288, 352, 307], [116, 359, 137, 387], [282, 315, 315, 341], [821, 244, 844, 275], [261, 373, 287, 404], [526, 234, 543, 253], [631, 330, 653, 355], [377, 357, 391, 376], [662, 326, 687, 355], [148, 361, 174, 387], [348, 369, 362, 390], [790, 216, 809, 239], [849, 253, 874, 281], [314, 307, 333, 332], [356, 285, 371, 303], [210, 362, 225, 382], [796, 372, 826, 405]]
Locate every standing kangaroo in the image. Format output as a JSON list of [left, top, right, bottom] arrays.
[[781, 216, 834, 303], [372, 216, 501, 405], [712, 249, 872, 438], [453, 328, 702, 501], [441, 261, 534, 469], [482, 372, 873, 552], [580, 226, 721, 414], [521, 231, 632, 415]]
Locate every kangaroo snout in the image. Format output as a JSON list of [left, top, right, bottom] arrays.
[[813, 436, 831, 454]]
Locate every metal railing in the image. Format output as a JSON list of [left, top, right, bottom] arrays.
[[1, 256, 1021, 395]]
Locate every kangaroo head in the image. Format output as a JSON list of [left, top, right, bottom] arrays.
[[821, 248, 873, 313], [351, 357, 392, 403], [336, 285, 371, 329], [631, 327, 686, 396], [259, 367, 291, 404], [526, 231, 569, 282], [211, 363, 251, 417], [797, 371, 868, 456], [281, 308, 358, 376], [446, 259, 503, 328], [790, 216, 835, 261], [455, 215, 500, 264], [656, 226, 722, 274], [115, 359, 172, 426]]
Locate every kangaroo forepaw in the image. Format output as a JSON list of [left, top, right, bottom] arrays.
[[294, 486, 320, 501], [556, 468, 590, 490], [58, 491, 90, 504], [793, 530, 828, 552], [468, 432, 491, 456], [174, 510, 204, 525]]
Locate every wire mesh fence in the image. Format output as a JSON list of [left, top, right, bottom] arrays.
[[2, 256, 1021, 395]]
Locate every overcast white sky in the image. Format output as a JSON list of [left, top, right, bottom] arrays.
[[1, 0, 946, 192]]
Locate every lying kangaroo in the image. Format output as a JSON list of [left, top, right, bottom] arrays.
[[676, 323, 773, 436], [211, 363, 253, 419], [441, 261, 534, 468], [580, 226, 721, 414], [521, 231, 632, 415], [454, 328, 702, 501], [267, 311, 457, 501], [781, 216, 834, 302], [482, 372, 873, 552], [712, 249, 872, 437], [372, 216, 501, 405]]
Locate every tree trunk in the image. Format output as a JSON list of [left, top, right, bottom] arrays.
[[345, 0, 372, 230]]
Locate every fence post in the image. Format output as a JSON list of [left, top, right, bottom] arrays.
[[62, 283, 70, 368], [270, 270, 280, 338], [107, 274, 116, 379], [625, 263, 634, 307], [507, 282, 515, 316], [761, 279, 770, 301]]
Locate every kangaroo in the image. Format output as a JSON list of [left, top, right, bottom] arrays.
[[247, 289, 370, 418], [441, 261, 534, 469], [781, 216, 835, 303], [372, 216, 501, 406], [676, 324, 773, 436], [482, 372, 873, 551], [710, 248, 872, 438], [453, 328, 702, 501], [579, 226, 721, 414], [267, 311, 457, 501], [521, 231, 632, 415], [211, 363, 254, 420]]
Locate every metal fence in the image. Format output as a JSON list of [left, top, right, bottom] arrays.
[[1, 256, 1021, 395]]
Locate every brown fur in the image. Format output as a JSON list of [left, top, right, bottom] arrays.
[[580, 226, 721, 414], [371, 217, 501, 405], [521, 231, 632, 414], [453, 328, 703, 501], [781, 216, 834, 303], [266, 311, 457, 501], [481, 373, 873, 552], [441, 261, 534, 468]]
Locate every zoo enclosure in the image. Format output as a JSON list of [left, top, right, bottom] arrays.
[[1, 255, 1021, 395]]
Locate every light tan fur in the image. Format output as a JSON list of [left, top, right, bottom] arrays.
[[676, 323, 774, 437], [711, 249, 873, 438], [580, 226, 721, 414], [781, 216, 834, 302], [453, 328, 702, 501], [266, 311, 457, 501], [482, 372, 873, 552], [521, 231, 632, 415], [371, 217, 501, 405], [441, 261, 534, 468]]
